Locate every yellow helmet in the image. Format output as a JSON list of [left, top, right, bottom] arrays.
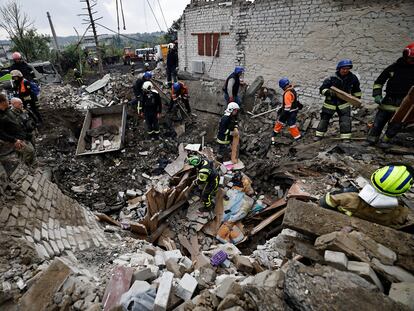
[[371, 165, 413, 196]]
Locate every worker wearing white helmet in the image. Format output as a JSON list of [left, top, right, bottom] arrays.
[[216, 102, 240, 160], [140, 81, 162, 140]]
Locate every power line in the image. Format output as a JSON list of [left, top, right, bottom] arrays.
[[146, 0, 163, 32], [156, 0, 169, 30], [95, 22, 160, 45]]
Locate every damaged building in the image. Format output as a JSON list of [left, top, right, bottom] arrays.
[[179, 0, 414, 101]]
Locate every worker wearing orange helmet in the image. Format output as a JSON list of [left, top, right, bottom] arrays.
[[10, 52, 36, 81], [366, 43, 414, 147]]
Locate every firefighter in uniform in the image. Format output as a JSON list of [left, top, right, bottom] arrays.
[[133, 71, 152, 114], [271, 78, 302, 144], [315, 59, 361, 141], [366, 43, 414, 147], [216, 102, 239, 160], [140, 81, 162, 140], [320, 164, 413, 228], [188, 155, 219, 212]]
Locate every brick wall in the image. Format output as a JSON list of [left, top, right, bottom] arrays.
[[179, 0, 414, 103]]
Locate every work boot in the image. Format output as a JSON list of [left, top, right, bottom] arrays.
[[314, 136, 322, 142], [199, 205, 211, 213], [378, 141, 392, 149]]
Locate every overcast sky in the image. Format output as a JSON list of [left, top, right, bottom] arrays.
[[0, 0, 190, 40]]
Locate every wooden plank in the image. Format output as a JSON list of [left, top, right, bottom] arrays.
[[390, 86, 414, 123], [250, 108, 277, 119], [148, 222, 168, 243], [231, 128, 240, 164], [175, 186, 189, 204], [203, 189, 224, 237], [258, 198, 287, 214], [157, 200, 187, 222], [165, 189, 177, 210], [190, 235, 200, 257], [330, 86, 362, 108], [178, 234, 197, 261], [96, 213, 120, 227], [19, 258, 72, 311], [283, 199, 414, 271], [102, 266, 134, 311], [146, 188, 159, 217], [130, 223, 148, 236], [250, 208, 286, 235]]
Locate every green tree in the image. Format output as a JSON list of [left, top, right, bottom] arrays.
[[0, 0, 50, 61], [162, 17, 182, 43]]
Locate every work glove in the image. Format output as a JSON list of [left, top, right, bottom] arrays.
[[374, 95, 382, 105]]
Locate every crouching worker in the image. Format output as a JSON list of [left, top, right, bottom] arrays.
[[271, 78, 302, 144], [216, 102, 239, 161], [0, 94, 37, 166], [320, 164, 413, 228], [188, 155, 219, 212]]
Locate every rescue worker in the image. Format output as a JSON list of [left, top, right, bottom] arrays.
[[188, 155, 219, 212], [166, 43, 178, 88], [10, 97, 37, 142], [216, 102, 239, 160], [11, 69, 43, 125], [366, 43, 414, 147], [170, 81, 192, 114], [10, 52, 35, 81], [320, 164, 413, 228], [73, 68, 84, 86], [133, 71, 152, 114], [271, 78, 302, 144], [144, 62, 150, 72], [315, 59, 362, 141], [140, 81, 162, 140], [223, 66, 245, 105], [0, 94, 37, 166]]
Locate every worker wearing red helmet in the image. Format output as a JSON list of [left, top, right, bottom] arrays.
[[10, 52, 36, 81], [366, 43, 414, 147]]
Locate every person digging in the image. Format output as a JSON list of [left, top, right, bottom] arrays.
[[188, 155, 219, 213]]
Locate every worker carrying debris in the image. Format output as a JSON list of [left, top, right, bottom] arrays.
[[73, 68, 84, 86], [223, 66, 245, 105], [133, 71, 152, 114], [11, 69, 43, 125], [10, 52, 35, 81], [271, 78, 302, 144], [0, 94, 37, 166], [216, 102, 240, 161], [170, 81, 192, 114], [320, 164, 413, 228], [315, 59, 362, 141], [140, 81, 162, 140], [366, 43, 414, 147], [166, 43, 178, 88], [188, 155, 219, 212]]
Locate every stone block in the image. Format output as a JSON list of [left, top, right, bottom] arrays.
[[176, 273, 198, 301], [166, 258, 183, 278], [347, 261, 384, 292], [324, 250, 348, 271], [253, 270, 284, 288], [164, 250, 183, 262], [389, 282, 414, 310], [154, 271, 174, 311], [155, 252, 166, 267], [130, 251, 154, 266], [372, 258, 414, 283], [133, 268, 155, 282], [233, 255, 254, 274], [35, 243, 50, 260], [215, 278, 242, 300], [179, 256, 193, 271], [143, 244, 157, 256]]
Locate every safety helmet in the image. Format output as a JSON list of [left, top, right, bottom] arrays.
[[403, 42, 414, 58], [371, 164, 414, 196], [143, 71, 152, 80], [168, 43, 175, 49], [142, 81, 153, 91], [188, 155, 202, 167], [173, 82, 181, 92], [144, 62, 150, 67], [336, 59, 353, 70], [234, 66, 245, 75], [10, 70, 23, 78], [12, 52, 22, 61], [226, 102, 240, 113], [278, 78, 290, 89], [198, 169, 209, 182]]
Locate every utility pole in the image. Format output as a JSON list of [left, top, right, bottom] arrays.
[[79, 0, 104, 76], [46, 12, 60, 51]]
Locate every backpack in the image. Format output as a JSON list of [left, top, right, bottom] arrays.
[[28, 80, 40, 97]]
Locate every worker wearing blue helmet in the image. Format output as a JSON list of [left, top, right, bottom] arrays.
[[132, 71, 153, 114], [315, 59, 362, 141], [223, 66, 245, 105]]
